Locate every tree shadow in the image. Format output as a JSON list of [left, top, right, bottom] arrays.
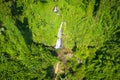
[[93, 0, 100, 16], [72, 42, 77, 52], [33, 42, 58, 57], [40, 0, 48, 3], [15, 17, 33, 45], [11, 1, 33, 44], [11, 1, 23, 16], [45, 65, 55, 79], [15, 17, 57, 56], [115, 30, 120, 39]]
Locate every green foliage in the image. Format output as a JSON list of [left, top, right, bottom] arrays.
[[0, 0, 57, 79], [84, 0, 120, 79], [0, 0, 120, 79], [85, 30, 120, 79]]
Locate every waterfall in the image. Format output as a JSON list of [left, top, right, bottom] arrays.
[[55, 22, 64, 49]]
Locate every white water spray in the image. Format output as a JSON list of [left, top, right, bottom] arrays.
[[55, 22, 64, 49]]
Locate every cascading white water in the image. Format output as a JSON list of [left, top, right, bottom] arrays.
[[55, 22, 64, 49]]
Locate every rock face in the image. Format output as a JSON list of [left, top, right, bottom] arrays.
[[54, 48, 73, 80], [58, 48, 73, 64], [55, 22, 64, 49]]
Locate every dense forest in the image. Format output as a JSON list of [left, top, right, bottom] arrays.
[[0, 0, 120, 80]]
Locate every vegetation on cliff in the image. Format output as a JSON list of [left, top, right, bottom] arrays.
[[0, 0, 120, 80]]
